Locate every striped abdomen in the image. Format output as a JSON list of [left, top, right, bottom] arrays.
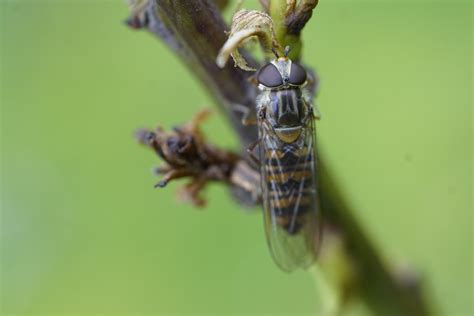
[[264, 143, 315, 235]]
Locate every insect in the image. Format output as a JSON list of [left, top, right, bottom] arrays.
[[249, 47, 322, 272]]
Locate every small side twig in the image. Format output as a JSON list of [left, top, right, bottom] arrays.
[[136, 109, 240, 206]]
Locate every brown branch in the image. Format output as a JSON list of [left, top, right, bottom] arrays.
[[128, 0, 259, 148], [213, 0, 231, 11], [127, 1, 434, 315], [285, 0, 319, 36]]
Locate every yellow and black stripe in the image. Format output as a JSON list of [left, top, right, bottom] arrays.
[[264, 143, 314, 235]]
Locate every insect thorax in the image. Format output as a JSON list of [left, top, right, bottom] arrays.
[[258, 87, 309, 143]]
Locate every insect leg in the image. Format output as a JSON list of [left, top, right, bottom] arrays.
[[312, 101, 321, 120], [303, 96, 321, 120], [232, 103, 257, 125], [246, 137, 262, 167]]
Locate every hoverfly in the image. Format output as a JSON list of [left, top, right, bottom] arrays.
[[249, 47, 322, 272]]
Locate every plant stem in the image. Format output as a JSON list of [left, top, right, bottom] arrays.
[[269, 0, 288, 46], [146, 0, 259, 148], [311, 265, 341, 316], [320, 161, 432, 316]]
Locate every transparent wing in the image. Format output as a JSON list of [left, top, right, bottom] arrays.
[[259, 120, 322, 272]]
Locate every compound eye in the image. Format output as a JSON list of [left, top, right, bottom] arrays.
[[257, 63, 283, 87], [289, 62, 307, 85]]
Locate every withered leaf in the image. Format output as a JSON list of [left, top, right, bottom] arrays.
[[216, 9, 280, 71]]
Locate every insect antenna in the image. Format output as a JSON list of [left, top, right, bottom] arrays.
[[284, 46, 291, 58]]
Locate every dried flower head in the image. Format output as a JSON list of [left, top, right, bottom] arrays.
[[216, 9, 281, 71]]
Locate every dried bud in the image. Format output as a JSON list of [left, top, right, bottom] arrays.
[[216, 9, 280, 71], [137, 109, 240, 206]]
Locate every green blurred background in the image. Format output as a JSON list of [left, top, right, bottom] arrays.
[[1, 0, 472, 315]]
